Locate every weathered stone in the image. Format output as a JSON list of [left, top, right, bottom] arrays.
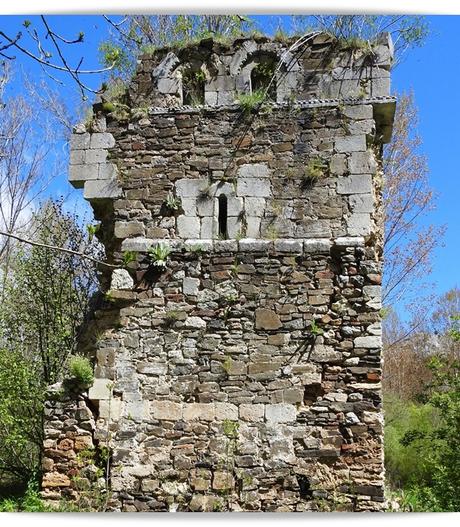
[[114, 221, 145, 239], [151, 401, 183, 420], [240, 404, 265, 422], [335, 135, 366, 153], [183, 277, 200, 295], [183, 403, 215, 421], [42, 473, 71, 488], [354, 336, 381, 348], [255, 309, 282, 330], [265, 404, 296, 424], [337, 175, 373, 195], [110, 269, 134, 290], [236, 178, 271, 197], [88, 378, 112, 401]]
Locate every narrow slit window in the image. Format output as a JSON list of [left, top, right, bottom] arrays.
[[218, 194, 228, 239]]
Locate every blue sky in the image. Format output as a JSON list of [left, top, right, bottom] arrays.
[[1, 14, 458, 315]]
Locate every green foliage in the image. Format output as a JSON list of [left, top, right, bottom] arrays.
[[87, 223, 100, 241], [68, 355, 94, 386], [309, 320, 324, 336], [0, 479, 50, 512], [384, 395, 439, 488], [385, 321, 460, 511], [303, 158, 328, 188], [148, 243, 171, 269], [164, 192, 182, 211], [99, 42, 132, 75], [0, 201, 100, 482], [0, 349, 44, 482], [122, 250, 137, 267], [236, 90, 266, 115], [222, 419, 239, 439]]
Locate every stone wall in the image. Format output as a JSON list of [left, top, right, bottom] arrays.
[[42, 32, 395, 512]]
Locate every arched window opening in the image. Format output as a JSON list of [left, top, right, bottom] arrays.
[[250, 60, 277, 101], [218, 194, 228, 239], [182, 68, 206, 106]]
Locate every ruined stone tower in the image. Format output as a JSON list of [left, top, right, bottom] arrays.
[[42, 33, 395, 511]]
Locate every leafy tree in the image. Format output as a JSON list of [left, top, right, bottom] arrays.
[[384, 310, 460, 511], [0, 200, 100, 484]]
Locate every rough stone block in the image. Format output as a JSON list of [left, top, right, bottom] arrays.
[[330, 154, 347, 176], [70, 132, 90, 150], [98, 163, 117, 180], [354, 336, 382, 348], [237, 163, 270, 178], [227, 196, 244, 216], [303, 239, 331, 253], [337, 175, 372, 195], [246, 216, 261, 238], [239, 239, 272, 252], [184, 316, 206, 329], [335, 236, 365, 247], [347, 213, 371, 236], [114, 221, 145, 239], [69, 164, 99, 187], [85, 149, 108, 164], [88, 378, 112, 401], [348, 152, 377, 174], [265, 404, 296, 424], [183, 277, 200, 296], [255, 309, 282, 330], [335, 135, 366, 153], [157, 77, 180, 94], [236, 178, 271, 198], [99, 398, 122, 419], [69, 149, 85, 165], [183, 403, 215, 421], [214, 240, 238, 252], [215, 402, 238, 420], [245, 197, 265, 217], [111, 269, 134, 290], [151, 401, 183, 420], [274, 240, 302, 253], [197, 196, 214, 216], [176, 179, 208, 198], [227, 216, 241, 238], [350, 193, 374, 213], [177, 215, 200, 238], [84, 178, 122, 200], [181, 197, 196, 216], [200, 217, 215, 238], [240, 404, 265, 422], [89, 133, 115, 149], [342, 104, 373, 120]]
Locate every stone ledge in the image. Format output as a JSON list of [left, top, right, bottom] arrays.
[[140, 95, 397, 116], [120, 237, 335, 254]]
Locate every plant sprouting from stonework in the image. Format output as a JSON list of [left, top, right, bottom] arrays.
[[223, 419, 239, 439], [148, 243, 171, 269], [87, 223, 100, 241], [309, 319, 324, 336], [164, 192, 182, 211], [68, 355, 94, 386], [122, 250, 137, 267], [303, 157, 328, 188], [236, 90, 266, 115]]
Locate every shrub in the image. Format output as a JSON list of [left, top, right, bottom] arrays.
[[148, 243, 172, 269], [69, 355, 94, 386], [236, 90, 266, 115]]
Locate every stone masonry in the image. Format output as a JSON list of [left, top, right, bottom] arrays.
[[42, 33, 395, 511]]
